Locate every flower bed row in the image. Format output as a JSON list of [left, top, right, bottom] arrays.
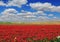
[[0, 25, 60, 42]]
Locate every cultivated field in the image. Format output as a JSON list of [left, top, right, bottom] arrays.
[[0, 21, 60, 25], [0, 24, 60, 42]]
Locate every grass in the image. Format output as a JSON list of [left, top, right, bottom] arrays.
[[0, 21, 60, 25], [0, 22, 13, 24]]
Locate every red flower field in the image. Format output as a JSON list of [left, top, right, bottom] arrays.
[[0, 24, 60, 42]]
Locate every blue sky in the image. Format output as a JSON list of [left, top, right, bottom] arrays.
[[2, 0, 60, 6], [0, 0, 60, 22]]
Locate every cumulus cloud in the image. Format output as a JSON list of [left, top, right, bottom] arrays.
[[0, 0, 27, 7], [0, 8, 59, 22], [53, 17, 57, 19], [30, 2, 60, 12], [38, 16, 50, 21], [0, 1, 60, 22], [0, 8, 49, 22], [0, 1, 6, 6], [1, 8, 18, 15], [48, 14, 54, 16]]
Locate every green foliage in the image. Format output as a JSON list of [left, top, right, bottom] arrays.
[[0, 37, 60, 42], [0, 22, 12, 24], [0, 39, 6, 42], [26, 37, 60, 42]]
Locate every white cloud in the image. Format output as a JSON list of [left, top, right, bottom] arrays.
[[0, 8, 59, 22], [21, 10, 26, 12], [0, 0, 27, 7], [1, 8, 18, 15], [30, 2, 60, 12], [53, 17, 57, 19], [0, 1, 6, 6], [37, 16, 50, 21], [33, 11, 47, 16], [24, 15, 36, 18], [0, 1, 60, 22], [0, 8, 47, 22], [20, 10, 46, 15], [48, 14, 54, 16]]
